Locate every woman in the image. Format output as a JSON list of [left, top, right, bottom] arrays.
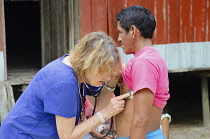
[[0, 32, 129, 139]]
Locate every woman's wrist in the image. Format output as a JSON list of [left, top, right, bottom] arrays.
[[104, 82, 116, 91], [96, 112, 105, 124], [105, 73, 121, 88], [99, 108, 111, 121], [105, 80, 117, 89]]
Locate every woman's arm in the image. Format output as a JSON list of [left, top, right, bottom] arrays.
[[96, 73, 121, 110], [56, 93, 129, 139]]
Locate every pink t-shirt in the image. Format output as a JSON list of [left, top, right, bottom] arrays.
[[122, 46, 170, 108]]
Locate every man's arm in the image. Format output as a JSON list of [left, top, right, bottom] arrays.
[[130, 88, 154, 139]]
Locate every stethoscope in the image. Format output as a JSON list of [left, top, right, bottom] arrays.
[[80, 78, 114, 139]]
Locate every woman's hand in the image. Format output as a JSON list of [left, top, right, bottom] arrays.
[[105, 62, 125, 87], [101, 93, 129, 118], [105, 73, 121, 88]]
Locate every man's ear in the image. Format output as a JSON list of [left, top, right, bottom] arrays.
[[129, 25, 135, 35], [130, 25, 139, 38]]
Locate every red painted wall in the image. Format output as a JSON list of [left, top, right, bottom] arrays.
[[79, 0, 210, 45], [0, 0, 4, 51]]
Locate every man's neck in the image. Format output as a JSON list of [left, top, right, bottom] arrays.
[[134, 38, 153, 54]]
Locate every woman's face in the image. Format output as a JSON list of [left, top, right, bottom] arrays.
[[84, 69, 112, 87]]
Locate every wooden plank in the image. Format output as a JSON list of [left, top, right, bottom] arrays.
[[180, 0, 192, 42], [164, 0, 168, 44], [193, 0, 206, 42], [40, 0, 51, 66], [154, 42, 210, 72], [68, 0, 80, 50], [69, 0, 74, 50], [201, 77, 210, 127], [153, 0, 167, 44], [0, 79, 31, 86], [6, 85, 15, 110], [121, 0, 127, 8], [41, 0, 76, 65], [0, 67, 36, 86], [0, 86, 8, 124], [64, 0, 69, 55], [49, 0, 59, 60], [204, 42, 210, 67], [193, 71, 210, 77], [4, 0, 39, 1], [167, 0, 180, 44], [108, 0, 122, 46], [56, 0, 66, 57], [166, 43, 179, 70], [179, 43, 192, 69], [91, 0, 107, 33], [193, 42, 204, 68], [125, 0, 136, 7], [73, 0, 80, 47], [0, 0, 6, 81], [206, 0, 210, 41], [168, 68, 210, 73], [135, 0, 154, 14], [0, 85, 15, 124], [0, 51, 5, 81], [79, 0, 92, 38], [0, 0, 4, 51], [154, 44, 166, 63], [121, 0, 145, 8]]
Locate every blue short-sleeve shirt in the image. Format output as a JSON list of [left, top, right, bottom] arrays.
[[0, 55, 81, 139]]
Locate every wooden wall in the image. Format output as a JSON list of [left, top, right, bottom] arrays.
[[0, 0, 6, 81], [79, 0, 210, 45], [0, 0, 4, 52], [79, 0, 210, 72], [41, 0, 79, 66]]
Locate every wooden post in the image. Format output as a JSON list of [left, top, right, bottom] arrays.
[[0, 85, 15, 124], [201, 77, 210, 127], [0, 0, 7, 81]]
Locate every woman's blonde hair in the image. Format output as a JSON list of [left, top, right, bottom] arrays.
[[70, 31, 121, 78]]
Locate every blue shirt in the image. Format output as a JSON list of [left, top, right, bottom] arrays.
[[0, 55, 81, 139]]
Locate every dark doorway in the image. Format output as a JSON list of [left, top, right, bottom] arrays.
[[4, 1, 41, 73], [167, 73, 205, 125]]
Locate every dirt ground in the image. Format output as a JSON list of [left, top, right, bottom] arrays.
[[167, 74, 210, 139], [170, 122, 210, 139]]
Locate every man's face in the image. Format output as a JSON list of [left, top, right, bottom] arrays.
[[117, 21, 134, 54]]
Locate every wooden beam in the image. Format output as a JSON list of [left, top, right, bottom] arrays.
[[73, 0, 80, 46], [40, 0, 51, 66], [201, 77, 210, 127], [0, 85, 15, 124], [0, 0, 7, 81], [199, 71, 210, 77], [191, 71, 210, 77]]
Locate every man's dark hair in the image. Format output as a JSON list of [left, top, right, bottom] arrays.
[[117, 5, 156, 39]]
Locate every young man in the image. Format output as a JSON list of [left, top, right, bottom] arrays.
[[115, 5, 170, 139]]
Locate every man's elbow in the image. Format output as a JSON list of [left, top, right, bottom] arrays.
[[132, 117, 149, 129]]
